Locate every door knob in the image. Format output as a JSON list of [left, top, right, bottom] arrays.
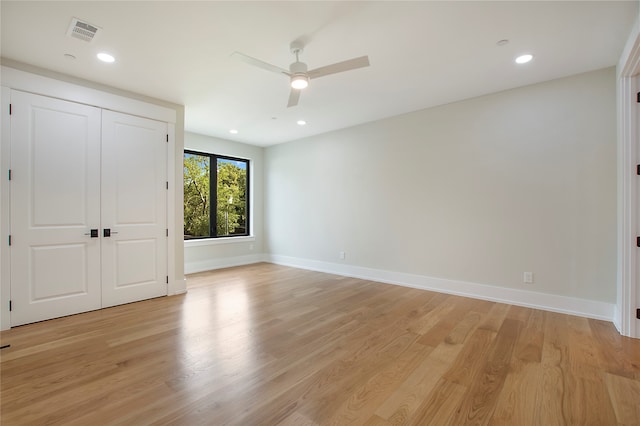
[[84, 229, 99, 238], [103, 229, 119, 237]]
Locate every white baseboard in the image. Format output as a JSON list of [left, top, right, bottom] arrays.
[[168, 277, 188, 296], [185, 253, 267, 274], [266, 254, 615, 322], [612, 305, 622, 334]]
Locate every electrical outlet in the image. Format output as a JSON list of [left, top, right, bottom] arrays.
[[339, 251, 346, 260], [523, 272, 534, 284]]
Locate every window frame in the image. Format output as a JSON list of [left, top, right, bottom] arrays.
[[183, 150, 250, 240]]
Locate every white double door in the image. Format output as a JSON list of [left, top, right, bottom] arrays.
[[10, 91, 168, 326]]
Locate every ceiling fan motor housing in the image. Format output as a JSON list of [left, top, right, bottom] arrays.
[[289, 61, 308, 74], [289, 61, 309, 89]]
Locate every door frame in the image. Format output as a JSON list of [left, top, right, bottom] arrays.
[[1, 86, 11, 330], [0, 65, 184, 330], [618, 17, 640, 338]]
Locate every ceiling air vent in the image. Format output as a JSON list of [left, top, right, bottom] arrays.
[[67, 17, 100, 43]]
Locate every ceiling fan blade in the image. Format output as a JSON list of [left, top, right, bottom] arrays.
[[307, 56, 370, 79], [231, 51, 290, 76], [287, 89, 301, 108]]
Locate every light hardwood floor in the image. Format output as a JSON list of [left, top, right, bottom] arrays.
[[1, 263, 639, 425]]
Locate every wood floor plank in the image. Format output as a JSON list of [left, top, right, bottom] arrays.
[[236, 331, 421, 425], [363, 414, 393, 426], [565, 316, 618, 424], [408, 378, 468, 426], [512, 308, 544, 364], [605, 372, 640, 425], [325, 339, 431, 425], [490, 361, 543, 426], [589, 318, 640, 380], [1, 263, 639, 425], [442, 327, 496, 387], [478, 302, 510, 333], [447, 317, 522, 425], [276, 411, 320, 426], [373, 343, 453, 422], [375, 310, 486, 422]]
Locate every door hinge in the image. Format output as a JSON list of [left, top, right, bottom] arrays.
[[637, 236, 640, 247], [166, 276, 169, 284], [637, 308, 640, 319], [9, 104, 11, 115], [166, 181, 169, 190], [9, 300, 12, 312], [8, 169, 11, 181], [8, 235, 11, 246], [166, 134, 169, 143], [166, 228, 168, 237]]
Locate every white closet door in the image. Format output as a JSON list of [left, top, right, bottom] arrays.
[[10, 91, 102, 326], [101, 110, 168, 307]]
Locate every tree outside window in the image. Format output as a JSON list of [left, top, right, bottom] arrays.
[[184, 151, 249, 239]]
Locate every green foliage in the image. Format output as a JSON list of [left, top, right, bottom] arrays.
[[183, 154, 210, 237], [184, 154, 247, 238], [216, 162, 247, 236]]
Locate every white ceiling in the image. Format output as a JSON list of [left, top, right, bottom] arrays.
[[1, 1, 636, 146]]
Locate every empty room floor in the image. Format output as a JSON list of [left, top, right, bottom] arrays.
[[1, 262, 639, 425]]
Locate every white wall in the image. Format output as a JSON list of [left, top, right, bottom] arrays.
[[265, 67, 617, 311], [184, 132, 264, 273]]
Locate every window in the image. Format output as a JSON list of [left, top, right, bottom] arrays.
[[183, 151, 249, 239]]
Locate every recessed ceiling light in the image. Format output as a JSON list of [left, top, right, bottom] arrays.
[[97, 52, 115, 63], [515, 54, 533, 64], [296, 120, 307, 126], [229, 129, 238, 134]]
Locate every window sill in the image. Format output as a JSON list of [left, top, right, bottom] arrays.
[[184, 236, 255, 247]]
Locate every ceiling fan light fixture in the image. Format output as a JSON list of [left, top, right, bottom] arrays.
[[291, 74, 309, 89]]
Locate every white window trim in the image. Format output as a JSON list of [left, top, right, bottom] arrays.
[[184, 236, 255, 247]]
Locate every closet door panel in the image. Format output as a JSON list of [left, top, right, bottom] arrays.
[[101, 110, 168, 307], [10, 91, 102, 326]]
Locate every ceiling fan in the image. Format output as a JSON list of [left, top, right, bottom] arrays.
[[231, 41, 370, 107]]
